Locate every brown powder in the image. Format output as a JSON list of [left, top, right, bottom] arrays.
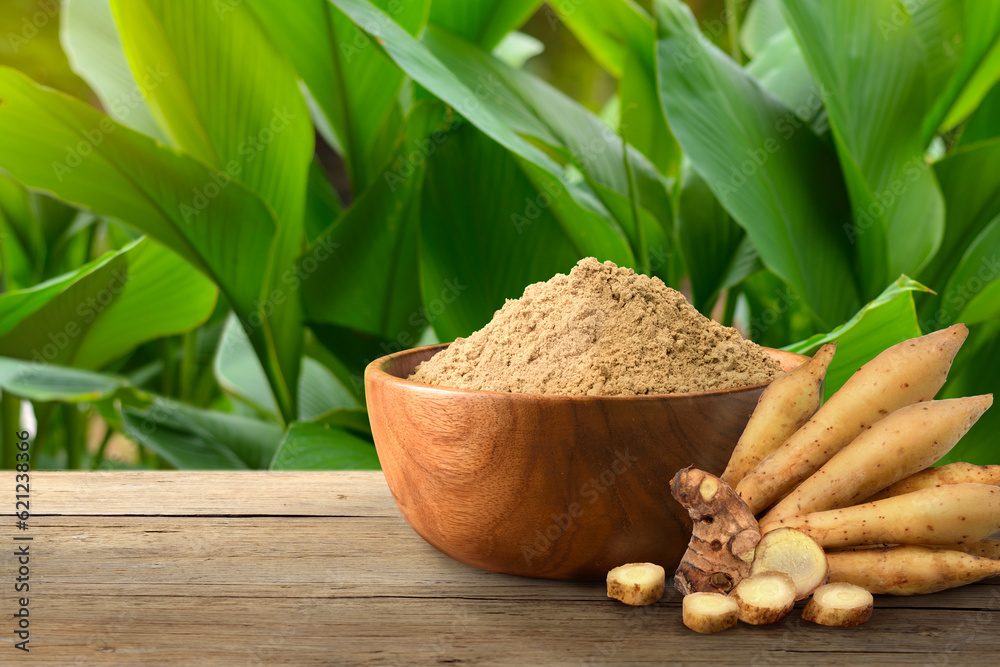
[[409, 258, 782, 395]]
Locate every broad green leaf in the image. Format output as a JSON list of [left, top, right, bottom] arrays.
[[744, 30, 826, 135], [419, 123, 579, 341], [924, 2, 1000, 137], [958, 79, 1000, 146], [121, 397, 283, 469], [270, 421, 379, 471], [655, 0, 859, 328], [311, 407, 371, 434], [60, 0, 167, 141], [741, 269, 818, 350], [939, 213, 1000, 325], [0, 238, 217, 369], [675, 167, 756, 314], [493, 31, 544, 68], [740, 0, 786, 58], [0, 68, 290, 421], [0, 356, 149, 405], [547, 0, 680, 177], [0, 174, 46, 289], [548, 0, 651, 78], [327, 0, 648, 268], [920, 138, 1000, 304], [781, 0, 945, 298], [301, 102, 442, 343], [429, 0, 541, 51], [303, 157, 343, 245], [0, 264, 88, 337], [111, 0, 313, 420], [246, 0, 428, 193], [418, 24, 671, 272], [215, 315, 360, 421], [937, 321, 1000, 465], [909, 0, 963, 110], [786, 276, 932, 400]]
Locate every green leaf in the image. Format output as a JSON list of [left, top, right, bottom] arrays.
[[303, 157, 343, 245], [0, 68, 293, 422], [655, 0, 859, 328], [958, 79, 1000, 146], [0, 238, 217, 370], [740, 0, 787, 58], [741, 269, 818, 349], [0, 174, 46, 289], [781, 0, 945, 299], [675, 167, 756, 314], [786, 276, 932, 400], [547, 0, 651, 78], [310, 407, 371, 434], [270, 421, 378, 470], [419, 123, 580, 341], [924, 2, 1000, 136], [547, 0, 680, 177], [111, 0, 313, 420], [121, 397, 283, 469], [215, 315, 360, 421], [939, 213, 1000, 325], [0, 356, 149, 405], [920, 138, 1000, 304], [327, 0, 651, 269], [246, 0, 428, 193], [61, 0, 167, 141], [429, 0, 541, 51], [419, 24, 672, 272], [301, 102, 443, 342], [744, 30, 825, 135]]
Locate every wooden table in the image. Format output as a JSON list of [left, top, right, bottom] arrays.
[[2, 471, 998, 665]]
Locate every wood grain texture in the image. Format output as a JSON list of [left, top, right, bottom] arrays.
[[365, 344, 807, 579], [1, 471, 998, 665]]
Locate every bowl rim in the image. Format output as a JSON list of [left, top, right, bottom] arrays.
[[365, 343, 808, 402]]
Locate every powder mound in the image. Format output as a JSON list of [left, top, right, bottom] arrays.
[[409, 258, 783, 396]]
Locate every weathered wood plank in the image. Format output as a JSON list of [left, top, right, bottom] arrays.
[[8, 595, 1000, 665], [1, 471, 998, 665], [26, 471, 397, 516], [11, 517, 1000, 609]]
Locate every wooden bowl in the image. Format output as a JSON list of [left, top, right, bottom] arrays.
[[365, 344, 807, 580]]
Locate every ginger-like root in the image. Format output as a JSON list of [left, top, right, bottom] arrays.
[[802, 583, 873, 627], [606, 562, 665, 606], [751, 527, 828, 600], [682, 592, 739, 634], [729, 571, 796, 625], [826, 545, 1000, 595], [670, 467, 761, 596]]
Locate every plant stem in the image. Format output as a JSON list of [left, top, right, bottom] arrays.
[[1, 392, 21, 470], [725, 0, 744, 65], [178, 330, 199, 402], [63, 403, 84, 470]]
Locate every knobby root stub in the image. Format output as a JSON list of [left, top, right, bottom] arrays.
[[670, 467, 761, 596]]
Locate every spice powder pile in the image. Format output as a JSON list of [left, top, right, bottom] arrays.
[[410, 258, 782, 395]]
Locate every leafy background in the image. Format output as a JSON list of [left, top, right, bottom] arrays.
[[0, 0, 997, 470]]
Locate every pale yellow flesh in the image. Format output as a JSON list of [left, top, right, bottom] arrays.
[[803, 583, 874, 626], [751, 528, 828, 599], [730, 572, 796, 625], [682, 593, 738, 634], [606, 563, 665, 606]]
